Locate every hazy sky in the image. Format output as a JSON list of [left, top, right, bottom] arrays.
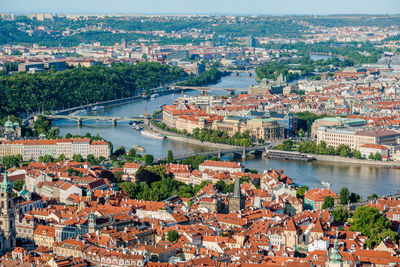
[[1, 0, 399, 15]]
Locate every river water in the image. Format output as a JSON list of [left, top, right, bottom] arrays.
[[53, 73, 400, 198]]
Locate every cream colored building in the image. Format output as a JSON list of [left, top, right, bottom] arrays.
[[212, 117, 284, 141], [0, 138, 110, 160], [316, 127, 357, 149], [317, 127, 400, 151]]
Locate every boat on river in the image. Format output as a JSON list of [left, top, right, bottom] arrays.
[[264, 150, 315, 161], [92, 105, 105, 111], [141, 130, 166, 140], [133, 145, 145, 152], [321, 181, 331, 188]]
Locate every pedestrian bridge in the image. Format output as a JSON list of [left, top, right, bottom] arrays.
[[45, 115, 145, 126]]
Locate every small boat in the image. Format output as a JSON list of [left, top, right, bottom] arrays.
[[133, 145, 145, 152], [141, 130, 166, 140], [133, 125, 143, 131], [151, 93, 159, 99], [321, 181, 331, 188], [92, 105, 104, 111]]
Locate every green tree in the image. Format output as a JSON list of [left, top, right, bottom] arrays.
[[296, 185, 309, 198], [167, 150, 174, 163], [42, 155, 54, 163], [13, 180, 25, 191], [349, 193, 361, 203], [167, 230, 180, 242], [322, 196, 335, 209], [367, 193, 379, 200], [374, 152, 381, 161], [339, 187, 350, 205], [135, 166, 162, 186], [297, 128, 305, 137], [86, 154, 98, 165], [144, 154, 154, 165], [350, 206, 399, 248], [332, 205, 350, 223], [353, 149, 362, 159], [72, 154, 84, 162], [2, 155, 19, 169], [33, 115, 51, 136], [114, 171, 124, 184], [113, 146, 126, 157], [369, 152, 374, 160], [118, 182, 139, 198], [337, 144, 351, 157], [65, 133, 72, 139], [57, 154, 66, 162]]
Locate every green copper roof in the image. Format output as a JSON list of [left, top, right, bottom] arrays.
[[319, 117, 341, 123], [4, 116, 13, 127], [329, 235, 343, 263], [0, 172, 12, 192], [250, 118, 276, 123]]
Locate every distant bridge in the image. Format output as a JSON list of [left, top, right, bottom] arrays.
[[45, 115, 146, 126], [156, 145, 267, 162], [169, 85, 248, 96]]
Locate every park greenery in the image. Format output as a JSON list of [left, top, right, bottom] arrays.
[[350, 206, 399, 248], [178, 67, 223, 86], [167, 231, 180, 243], [256, 56, 354, 83], [152, 120, 253, 146], [276, 140, 382, 161], [0, 62, 186, 117], [262, 41, 387, 64], [117, 165, 198, 201], [295, 111, 332, 133]]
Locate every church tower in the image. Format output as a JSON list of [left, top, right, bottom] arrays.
[[0, 172, 16, 254], [228, 179, 245, 213], [88, 210, 96, 234]]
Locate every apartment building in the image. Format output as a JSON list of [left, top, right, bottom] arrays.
[[212, 117, 284, 141], [317, 127, 400, 152], [0, 138, 110, 160], [316, 127, 357, 149]]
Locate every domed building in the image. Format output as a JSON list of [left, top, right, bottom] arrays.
[[1, 116, 21, 140]]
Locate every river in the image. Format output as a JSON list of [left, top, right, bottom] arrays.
[[52, 73, 400, 198]]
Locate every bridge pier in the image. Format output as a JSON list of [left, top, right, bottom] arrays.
[[229, 91, 235, 96], [218, 149, 221, 159], [77, 117, 82, 127], [248, 72, 252, 77], [235, 72, 239, 76], [112, 119, 117, 126], [242, 146, 246, 159]]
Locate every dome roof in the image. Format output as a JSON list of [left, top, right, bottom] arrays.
[[4, 116, 13, 127]]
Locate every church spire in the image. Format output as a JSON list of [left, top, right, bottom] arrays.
[[0, 172, 12, 192], [233, 178, 241, 198], [329, 233, 342, 264]]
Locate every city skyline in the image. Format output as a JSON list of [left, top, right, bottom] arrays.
[[1, 0, 400, 15]]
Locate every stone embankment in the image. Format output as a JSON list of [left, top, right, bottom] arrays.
[[310, 154, 400, 167]]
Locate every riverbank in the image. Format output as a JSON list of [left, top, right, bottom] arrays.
[[149, 123, 238, 150], [269, 148, 400, 167], [311, 153, 400, 167]]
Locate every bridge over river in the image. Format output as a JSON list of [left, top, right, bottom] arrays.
[[45, 115, 146, 126], [169, 85, 248, 96], [156, 145, 267, 162]]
